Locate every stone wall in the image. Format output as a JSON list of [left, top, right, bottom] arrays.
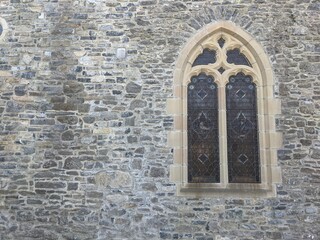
[[0, 0, 319, 239]]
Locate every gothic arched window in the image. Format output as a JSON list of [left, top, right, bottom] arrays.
[[168, 22, 282, 197]]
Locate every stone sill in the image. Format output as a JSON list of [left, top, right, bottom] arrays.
[[178, 184, 276, 198]]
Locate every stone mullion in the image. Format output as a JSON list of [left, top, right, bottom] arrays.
[[218, 83, 228, 186], [215, 47, 227, 186]]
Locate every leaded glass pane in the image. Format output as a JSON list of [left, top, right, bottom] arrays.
[[227, 49, 251, 67], [226, 73, 260, 183], [218, 67, 225, 74], [192, 49, 216, 67], [188, 73, 219, 183], [218, 37, 225, 48]]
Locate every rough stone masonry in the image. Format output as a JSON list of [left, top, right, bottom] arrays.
[[0, 0, 319, 239]]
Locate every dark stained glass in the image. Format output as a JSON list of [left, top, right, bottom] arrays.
[[218, 37, 225, 48], [226, 73, 260, 183], [227, 49, 251, 67], [192, 49, 216, 67], [188, 73, 220, 183], [218, 67, 225, 74]]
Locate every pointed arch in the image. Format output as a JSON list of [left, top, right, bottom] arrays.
[[168, 21, 282, 197], [0, 17, 8, 41]]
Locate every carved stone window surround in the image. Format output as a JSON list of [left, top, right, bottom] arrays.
[[167, 21, 282, 198]]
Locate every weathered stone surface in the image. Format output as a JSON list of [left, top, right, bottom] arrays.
[[311, 148, 320, 159], [141, 182, 157, 191], [80, 135, 96, 144], [131, 159, 142, 169], [14, 85, 27, 96], [16, 211, 34, 222], [82, 116, 95, 124], [129, 99, 147, 110], [0, 1, 319, 239], [63, 81, 84, 95], [124, 117, 135, 126], [150, 167, 166, 178], [57, 116, 78, 125], [61, 130, 74, 141], [35, 182, 66, 189], [95, 171, 132, 188], [43, 160, 57, 168], [64, 157, 82, 169], [52, 103, 77, 111], [126, 82, 142, 93], [67, 182, 78, 191], [30, 119, 55, 125], [6, 101, 24, 112]]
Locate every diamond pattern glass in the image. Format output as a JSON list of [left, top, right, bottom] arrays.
[[188, 73, 220, 183], [226, 73, 260, 183]]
